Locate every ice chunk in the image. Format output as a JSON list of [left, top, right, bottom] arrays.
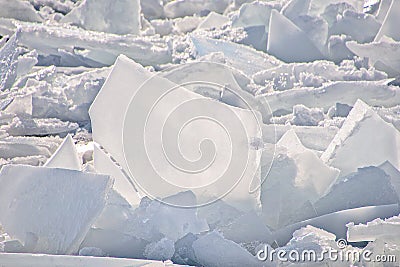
[[378, 161, 400, 199], [219, 211, 274, 244], [144, 238, 175, 261], [192, 231, 262, 267], [0, 253, 180, 267], [4, 94, 32, 116], [277, 130, 339, 197], [231, 1, 275, 29], [93, 143, 141, 207], [375, 0, 400, 42], [375, 0, 392, 23], [196, 12, 229, 30], [273, 204, 399, 246], [330, 10, 381, 43], [5, 20, 172, 67], [197, 199, 243, 230], [0, 31, 19, 91], [191, 36, 281, 75], [62, 0, 140, 35], [347, 38, 400, 77], [262, 80, 400, 116], [321, 99, 400, 177], [124, 192, 209, 242], [79, 247, 105, 257], [44, 134, 81, 171], [0, 0, 42, 22], [315, 167, 399, 216], [267, 10, 324, 63], [347, 215, 400, 242], [308, 0, 364, 16], [281, 0, 311, 21], [164, 0, 230, 18], [291, 104, 325, 126], [0, 165, 112, 254], [141, 0, 164, 19], [262, 124, 339, 152]]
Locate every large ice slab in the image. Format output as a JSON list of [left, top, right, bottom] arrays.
[[44, 134, 81, 171], [321, 99, 400, 177], [267, 10, 324, 63], [62, 0, 141, 35], [314, 167, 399, 216], [91, 55, 263, 211], [374, 0, 400, 42], [0, 165, 112, 254]]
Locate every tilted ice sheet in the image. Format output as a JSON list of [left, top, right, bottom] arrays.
[[0, 165, 112, 254], [321, 99, 400, 177], [374, 0, 400, 42]]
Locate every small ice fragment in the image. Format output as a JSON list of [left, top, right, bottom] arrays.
[[44, 134, 81, 171]]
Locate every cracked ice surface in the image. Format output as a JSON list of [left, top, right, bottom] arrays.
[[1, 0, 400, 266]]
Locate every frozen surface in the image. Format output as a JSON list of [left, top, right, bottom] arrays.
[[0, 165, 112, 254]]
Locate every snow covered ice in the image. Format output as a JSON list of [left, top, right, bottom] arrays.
[[1, 0, 400, 266]]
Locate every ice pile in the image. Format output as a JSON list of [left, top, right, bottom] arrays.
[[1, 0, 400, 266]]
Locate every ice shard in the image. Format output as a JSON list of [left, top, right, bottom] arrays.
[[44, 134, 81, 171], [267, 10, 324, 63]]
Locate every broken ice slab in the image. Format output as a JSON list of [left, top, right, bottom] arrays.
[[0, 19, 171, 67], [260, 80, 400, 116], [273, 204, 399, 246], [0, 31, 19, 91], [267, 10, 324, 63], [0, 253, 183, 267], [0, 165, 113, 254], [91, 54, 263, 211], [192, 231, 263, 267], [314, 167, 399, 216], [161, 61, 270, 122], [2, 116, 79, 136], [61, 0, 141, 35], [0, 0, 42, 22], [308, 0, 364, 16], [164, 0, 230, 18], [374, 0, 400, 42], [44, 134, 81, 170], [281, 0, 311, 21], [260, 131, 339, 229], [347, 38, 400, 77], [123, 192, 209, 242], [191, 36, 281, 76], [321, 99, 400, 177], [219, 211, 274, 244], [262, 124, 339, 152], [378, 161, 400, 200], [196, 12, 229, 31], [347, 215, 400, 242], [231, 1, 277, 29], [330, 10, 381, 44], [93, 143, 141, 207]]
